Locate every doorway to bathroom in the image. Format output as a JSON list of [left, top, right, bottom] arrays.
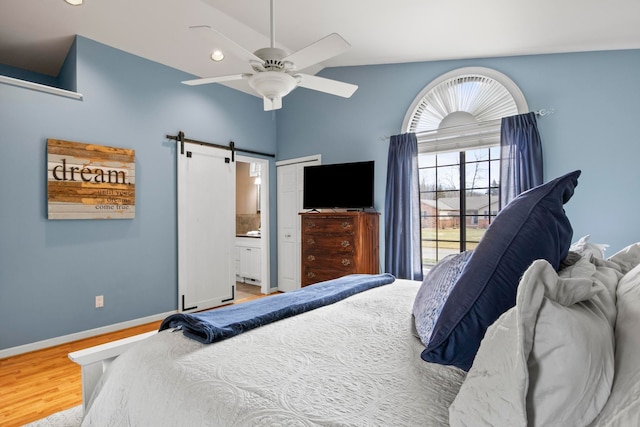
[[236, 155, 270, 296]]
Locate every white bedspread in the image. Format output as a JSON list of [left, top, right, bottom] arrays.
[[82, 280, 466, 426]]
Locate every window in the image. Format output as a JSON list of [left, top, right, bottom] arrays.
[[403, 67, 528, 266], [418, 147, 500, 264]]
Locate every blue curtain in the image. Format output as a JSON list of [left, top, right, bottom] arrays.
[[499, 112, 543, 209], [385, 133, 423, 281]]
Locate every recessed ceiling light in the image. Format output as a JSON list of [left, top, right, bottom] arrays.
[[64, 0, 83, 5], [210, 50, 225, 62]]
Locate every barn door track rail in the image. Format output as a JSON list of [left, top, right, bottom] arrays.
[[166, 131, 275, 161]]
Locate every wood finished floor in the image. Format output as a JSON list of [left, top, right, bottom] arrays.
[[236, 281, 262, 300], [0, 293, 271, 427]]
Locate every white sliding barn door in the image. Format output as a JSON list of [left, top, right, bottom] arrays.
[[178, 142, 235, 312]]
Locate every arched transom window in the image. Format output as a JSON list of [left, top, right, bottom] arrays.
[[403, 67, 528, 266]]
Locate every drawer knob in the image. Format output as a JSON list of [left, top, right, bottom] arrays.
[[307, 238, 316, 245], [341, 221, 351, 229], [307, 272, 316, 278], [308, 221, 316, 228], [340, 240, 351, 248], [341, 259, 351, 266], [307, 255, 316, 261]]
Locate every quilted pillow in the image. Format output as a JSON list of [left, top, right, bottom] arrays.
[[449, 258, 619, 427], [412, 251, 473, 346], [422, 170, 580, 370]]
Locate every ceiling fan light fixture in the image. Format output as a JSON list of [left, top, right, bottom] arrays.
[[210, 50, 224, 62], [64, 0, 83, 5], [248, 71, 297, 100]]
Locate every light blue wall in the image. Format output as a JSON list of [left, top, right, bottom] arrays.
[[58, 38, 77, 92], [0, 36, 275, 351], [277, 49, 640, 261]]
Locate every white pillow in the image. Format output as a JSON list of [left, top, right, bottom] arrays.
[[449, 257, 619, 427], [570, 235, 609, 259], [608, 241, 640, 274], [589, 243, 640, 427]]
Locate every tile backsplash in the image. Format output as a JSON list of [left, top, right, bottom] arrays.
[[236, 214, 261, 235]]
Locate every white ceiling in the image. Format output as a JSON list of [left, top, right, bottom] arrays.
[[2, 0, 640, 96]]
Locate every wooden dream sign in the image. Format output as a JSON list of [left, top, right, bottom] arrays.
[[47, 139, 136, 219]]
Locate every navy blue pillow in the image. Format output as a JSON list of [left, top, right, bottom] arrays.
[[421, 170, 581, 371]]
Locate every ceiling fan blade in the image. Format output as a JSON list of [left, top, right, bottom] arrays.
[[283, 33, 351, 71], [263, 96, 282, 111], [182, 74, 249, 86], [189, 25, 264, 65], [295, 74, 358, 98]]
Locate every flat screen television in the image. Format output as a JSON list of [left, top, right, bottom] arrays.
[[303, 161, 374, 210]]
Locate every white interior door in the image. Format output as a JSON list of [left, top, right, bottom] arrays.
[[178, 142, 235, 312], [276, 156, 320, 292]]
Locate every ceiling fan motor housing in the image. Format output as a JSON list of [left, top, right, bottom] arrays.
[[252, 47, 291, 72]]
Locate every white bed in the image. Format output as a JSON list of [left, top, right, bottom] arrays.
[[75, 172, 640, 426], [80, 279, 466, 426], [75, 243, 640, 427]]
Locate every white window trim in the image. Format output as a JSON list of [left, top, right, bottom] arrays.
[[402, 67, 529, 153]]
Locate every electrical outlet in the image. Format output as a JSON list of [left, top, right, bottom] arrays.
[[95, 295, 104, 308]]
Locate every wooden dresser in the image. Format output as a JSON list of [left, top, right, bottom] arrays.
[[300, 211, 380, 286]]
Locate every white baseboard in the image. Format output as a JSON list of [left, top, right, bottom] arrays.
[[0, 311, 176, 359]]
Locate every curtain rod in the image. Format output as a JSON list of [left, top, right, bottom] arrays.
[[166, 131, 275, 160], [381, 108, 555, 142], [535, 108, 555, 117]]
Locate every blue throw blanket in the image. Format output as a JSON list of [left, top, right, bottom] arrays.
[[160, 273, 395, 344]]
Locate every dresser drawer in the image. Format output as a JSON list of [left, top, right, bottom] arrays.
[[302, 252, 356, 271], [302, 216, 354, 234], [302, 267, 354, 285], [303, 234, 355, 253]]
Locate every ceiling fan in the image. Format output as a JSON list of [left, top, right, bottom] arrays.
[[182, 0, 358, 111]]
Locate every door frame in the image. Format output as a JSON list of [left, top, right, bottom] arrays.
[[237, 154, 271, 294]]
